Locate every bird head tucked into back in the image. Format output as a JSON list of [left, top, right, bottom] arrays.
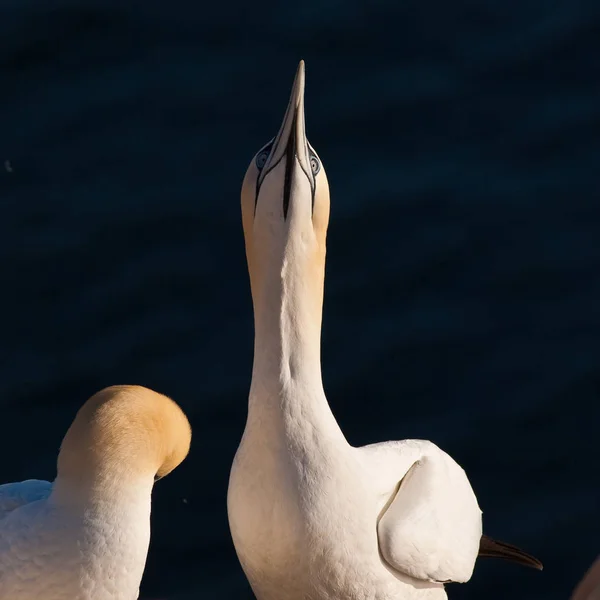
[[56, 385, 191, 496], [241, 60, 330, 318]]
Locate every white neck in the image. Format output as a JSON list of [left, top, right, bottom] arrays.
[[245, 221, 346, 448], [51, 468, 152, 511], [49, 473, 153, 599], [252, 256, 322, 385]]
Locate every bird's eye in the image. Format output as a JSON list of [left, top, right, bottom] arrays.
[[255, 140, 274, 170], [309, 153, 320, 175], [256, 150, 269, 170]]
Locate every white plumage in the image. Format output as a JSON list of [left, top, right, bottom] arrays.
[[0, 385, 191, 600], [0, 480, 52, 521]]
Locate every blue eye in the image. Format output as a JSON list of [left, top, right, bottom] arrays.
[[256, 150, 269, 169], [309, 151, 320, 175], [255, 140, 274, 170]]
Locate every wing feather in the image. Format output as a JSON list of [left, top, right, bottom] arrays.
[[377, 453, 482, 584], [0, 480, 52, 521]]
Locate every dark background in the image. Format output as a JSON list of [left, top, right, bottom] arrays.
[[1, 1, 599, 599]]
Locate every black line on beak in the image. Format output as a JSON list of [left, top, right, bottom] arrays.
[[282, 111, 298, 220], [253, 112, 315, 220]]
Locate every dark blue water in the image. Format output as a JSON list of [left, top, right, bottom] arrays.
[[1, 1, 599, 599]]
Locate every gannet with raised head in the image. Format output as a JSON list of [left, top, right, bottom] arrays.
[[0, 385, 191, 600], [227, 61, 542, 600]]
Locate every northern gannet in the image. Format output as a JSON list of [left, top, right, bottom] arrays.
[[0, 385, 191, 600], [227, 61, 543, 600]]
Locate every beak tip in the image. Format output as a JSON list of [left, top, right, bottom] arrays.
[[295, 61, 306, 103], [297, 60, 305, 80]]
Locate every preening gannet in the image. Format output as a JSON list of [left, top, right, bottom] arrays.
[[0, 385, 191, 600], [227, 61, 543, 600]]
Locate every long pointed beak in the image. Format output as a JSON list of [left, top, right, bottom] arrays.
[[258, 60, 313, 218]]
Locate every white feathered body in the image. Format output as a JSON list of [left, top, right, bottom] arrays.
[[228, 387, 483, 600], [0, 479, 151, 600]]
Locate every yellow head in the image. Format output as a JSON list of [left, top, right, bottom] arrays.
[[57, 385, 192, 490]]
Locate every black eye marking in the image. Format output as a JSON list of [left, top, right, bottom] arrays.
[[254, 138, 279, 214], [305, 144, 319, 212], [309, 150, 320, 175], [294, 148, 317, 217], [254, 138, 275, 171], [255, 151, 269, 169], [255, 142, 273, 171], [253, 133, 318, 219]]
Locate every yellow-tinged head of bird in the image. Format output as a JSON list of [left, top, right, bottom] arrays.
[[240, 60, 330, 311], [57, 385, 191, 487]]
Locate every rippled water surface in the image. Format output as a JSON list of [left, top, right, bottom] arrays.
[[1, 2, 599, 599]]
